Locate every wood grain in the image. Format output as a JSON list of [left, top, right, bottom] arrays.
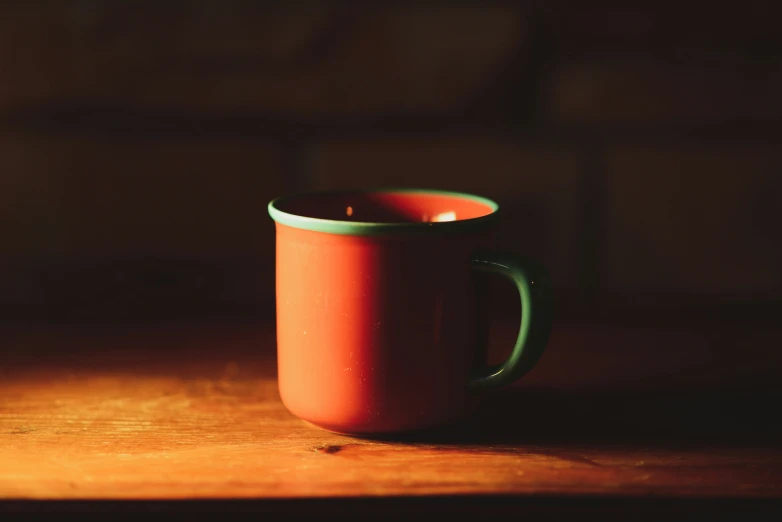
[[1, 321, 781, 502]]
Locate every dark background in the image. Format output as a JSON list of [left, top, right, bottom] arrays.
[[1, 0, 780, 326]]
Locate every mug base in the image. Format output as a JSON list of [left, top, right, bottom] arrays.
[[297, 404, 479, 441]]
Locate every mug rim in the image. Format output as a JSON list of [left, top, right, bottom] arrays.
[[268, 187, 499, 236]]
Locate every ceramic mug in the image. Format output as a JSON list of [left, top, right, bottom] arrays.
[[268, 188, 553, 436]]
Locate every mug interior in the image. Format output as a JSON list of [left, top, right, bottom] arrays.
[[273, 189, 497, 224]]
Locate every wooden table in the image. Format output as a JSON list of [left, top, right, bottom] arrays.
[[1, 319, 782, 518]]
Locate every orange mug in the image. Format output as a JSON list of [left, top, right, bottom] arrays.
[[268, 188, 553, 436]]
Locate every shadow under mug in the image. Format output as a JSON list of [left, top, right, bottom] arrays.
[[268, 188, 553, 436]]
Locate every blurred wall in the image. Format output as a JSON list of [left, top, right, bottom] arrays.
[[1, 1, 780, 323]]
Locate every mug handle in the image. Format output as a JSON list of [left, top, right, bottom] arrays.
[[467, 250, 554, 393]]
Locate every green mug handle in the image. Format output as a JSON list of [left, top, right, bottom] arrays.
[[468, 250, 554, 393]]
